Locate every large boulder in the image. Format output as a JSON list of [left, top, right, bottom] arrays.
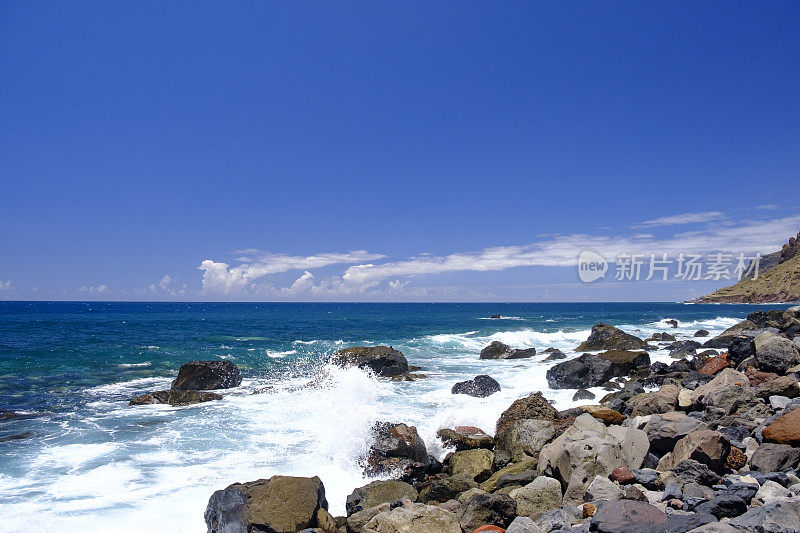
[[495, 392, 559, 433], [690, 368, 750, 407], [364, 502, 461, 533], [763, 408, 800, 446], [172, 360, 242, 390], [332, 346, 409, 377], [345, 480, 417, 516], [729, 497, 800, 532], [204, 476, 327, 533], [451, 375, 501, 397], [457, 492, 517, 532], [416, 474, 477, 504], [752, 332, 800, 374], [509, 476, 562, 520], [749, 443, 800, 472], [597, 350, 651, 375], [643, 412, 708, 456], [537, 414, 649, 504], [448, 449, 494, 482], [630, 383, 680, 417], [756, 375, 800, 399], [658, 430, 730, 474], [546, 354, 614, 389], [365, 422, 430, 478], [437, 426, 494, 451], [577, 323, 646, 352], [480, 341, 536, 360], [702, 384, 764, 417], [494, 419, 557, 465]]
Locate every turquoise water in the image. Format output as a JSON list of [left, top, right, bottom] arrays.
[[0, 301, 786, 531]]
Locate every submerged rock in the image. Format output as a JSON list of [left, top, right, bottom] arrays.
[[129, 389, 222, 406], [205, 475, 327, 533], [332, 346, 409, 377], [172, 360, 242, 390], [452, 375, 501, 397], [576, 323, 646, 352]]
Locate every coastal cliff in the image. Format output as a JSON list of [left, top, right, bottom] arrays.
[[699, 231, 800, 303]]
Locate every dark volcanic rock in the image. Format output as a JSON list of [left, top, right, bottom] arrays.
[[205, 475, 327, 533], [458, 492, 517, 532], [590, 500, 668, 532], [729, 497, 800, 532], [577, 323, 646, 351], [129, 389, 222, 406], [574, 389, 596, 401], [437, 426, 494, 451], [332, 346, 410, 377], [598, 350, 651, 375], [345, 480, 417, 516], [451, 375, 501, 397], [546, 354, 614, 389], [752, 332, 800, 374], [694, 329, 710, 338], [693, 494, 747, 519], [171, 360, 242, 390], [749, 443, 800, 472], [480, 341, 536, 360], [544, 349, 567, 361], [365, 422, 430, 478], [495, 392, 559, 434]]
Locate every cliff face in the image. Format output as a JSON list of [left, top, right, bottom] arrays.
[[699, 231, 800, 303]]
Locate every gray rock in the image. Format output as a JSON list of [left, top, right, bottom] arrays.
[[364, 502, 461, 533], [590, 500, 668, 532], [457, 492, 517, 532], [750, 443, 800, 472], [451, 375, 501, 397], [346, 480, 418, 516], [658, 430, 730, 474], [693, 495, 747, 519], [752, 332, 800, 374], [510, 476, 563, 520], [729, 497, 800, 532], [506, 516, 538, 533], [771, 395, 792, 409], [664, 512, 716, 533], [643, 412, 708, 456], [585, 475, 624, 502], [755, 480, 791, 502], [494, 419, 557, 464]]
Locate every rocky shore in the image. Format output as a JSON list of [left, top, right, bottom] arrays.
[[196, 306, 800, 532]]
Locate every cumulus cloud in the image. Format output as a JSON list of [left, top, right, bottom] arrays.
[[0, 280, 12, 291], [635, 211, 726, 228], [79, 284, 108, 293]]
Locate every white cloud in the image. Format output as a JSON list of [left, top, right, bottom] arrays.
[[158, 274, 173, 291], [79, 284, 108, 294], [756, 204, 778, 210], [636, 211, 725, 228], [0, 280, 12, 291], [198, 250, 384, 295]]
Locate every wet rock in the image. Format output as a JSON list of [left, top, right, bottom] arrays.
[[495, 392, 559, 434], [0, 431, 33, 443], [752, 332, 800, 374], [480, 341, 536, 360], [577, 323, 646, 352], [172, 360, 242, 390], [205, 475, 327, 533], [130, 389, 222, 406], [537, 414, 649, 504], [695, 330, 710, 337], [666, 320, 679, 328], [509, 476, 562, 520], [573, 389, 596, 401], [728, 496, 800, 532], [364, 502, 461, 533], [458, 493, 517, 532], [438, 426, 494, 451], [452, 375, 501, 397], [763, 408, 800, 446], [449, 449, 495, 483], [365, 422, 430, 478], [345, 480, 417, 516], [546, 354, 616, 389], [649, 332, 677, 342], [543, 349, 566, 361], [590, 500, 668, 532], [750, 443, 800, 472], [332, 346, 409, 377], [598, 350, 651, 374]]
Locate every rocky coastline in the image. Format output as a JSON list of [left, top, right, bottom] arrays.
[[124, 307, 800, 532]]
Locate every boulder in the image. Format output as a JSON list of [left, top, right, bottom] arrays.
[[452, 375, 501, 397], [660, 459, 721, 488], [690, 368, 750, 406], [729, 497, 800, 532], [589, 500, 668, 532], [584, 475, 624, 502], [480, 341, 536, 360], [630, 383, 680, 417], [438, 427, 495, 451], [573, 389, 595, 401], [449, 449, 495, 483], [643, 412, 708, 456], [509, 476, 562, 520], [458, 493, 517, 532], [495, 392, 559, 434], [695, 330, 710, 337], [749, 443, 800, 472], [332, 346, 409, 377], [598, 350, 651, 374], [480, 457, 538, 493], [752, 332, 800, 374], [694, 495, 748, 519], [345, 480, 417, 516], [610, 466, 635, 485], [755, 480, 790, 502], [130, 389, 222, 406], [537, 414, 649, 504], [577, 323, 646, 352], [702, 383, 764, 417], [756, 375, 800, 399], [364, 502, 461, 533], [494, 419, 557, 465], [668, 340, 702, 359], [649, 332, 677, 342], [205, 476, 327, 533], [763, 408, 800, 446], [546, 354, 615, 389], [658, 430, 730, 474], [543, 349, 566, 361], [417, 475, 477, 504], [666, 319, 679, 328], [365, 422, 430, 478], [172, 360, 242, 390]]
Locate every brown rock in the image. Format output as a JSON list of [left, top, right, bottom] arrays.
[[582, 503, 597, 518], [495, 392, 559, 434], [698, 356, 730, 375], [763, 408, 800, 446], [587, 408, 625, 425], [662, 430, 731, 474], [437, 426, 495, 451], [589, 501, 668, 531], [745, 366, 778, 387], [610, 466, 635, 484], [725, 447, 747, 470]]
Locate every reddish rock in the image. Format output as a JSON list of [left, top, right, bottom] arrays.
[[763, 408, 800, 446], [610, 466, 635, 485], [472, 527, 505, 533], [745, 366, 779, 387], [698, 356, 730, 375]]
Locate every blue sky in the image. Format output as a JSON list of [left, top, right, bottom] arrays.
[[1, 1, 798, 301]]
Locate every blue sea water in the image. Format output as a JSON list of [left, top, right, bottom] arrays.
[[0, 301, 788, 531]]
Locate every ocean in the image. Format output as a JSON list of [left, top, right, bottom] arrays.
[[0, 301, 788, 531]]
